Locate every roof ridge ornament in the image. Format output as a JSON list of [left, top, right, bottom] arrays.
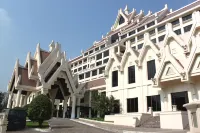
[[124, 5, 129, 15]]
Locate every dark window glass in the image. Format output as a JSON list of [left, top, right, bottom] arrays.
[[137, 34, 144, 40], [147, 95, 161, 111], [103, 58, 109, 63], [96, 53, 102, 60], [101, 44, 105, 49], [79, 74, 84, 80], [182, 14, 192, 22], [113, 100, 120, 113], [78, 67, 82, 71], [149, 29, 155, 35], [95, 47, 99, 51], [138, 26, 145, 32], [127, 98, 138, 112], [171, 91, 189, 111], [130, 38, 135, 43], [121, 34, 127, 39], [83, 65, 87, 70], [81, 98, 84, 103], [104, 50, 109, 57], [138, 43, 143, 50], [74, 69, 77, 72], [92, 70, 97, 76], [96, 61, 102, 66], [147, 60, 156, 80], [147, 21, 155, 28], [111, 33, 119, 44], [128, 66, 135, 84], [158, 25, 165, 32], [85, 72, 90, 78], [71, 64, 73, 68], [84, 52, 88, 56], [119, 16, 125, 25], [79, 61, 82, 64], [184, 24, 192, 33], [112, 71, 118, 87], [84, 58, 87, 62], [158, 35, 165, 42], [99, 67, 105, 74], [171, 19, 180, 26], [132, 46, 136, 50], [174, 29, 181, 35], [129, 30, 135, 36], [89, 50, 93, 54], [151, 38, 157, 44], [75, 63, 77, 66]]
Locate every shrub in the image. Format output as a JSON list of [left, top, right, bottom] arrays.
[[23, 104, 30, 113], [28, 94, 52, 127]]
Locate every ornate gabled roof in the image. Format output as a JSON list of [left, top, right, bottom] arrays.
[[40, 50, 50, 63]]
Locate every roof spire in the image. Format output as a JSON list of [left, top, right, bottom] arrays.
[[49, 40, 55, 52], [124, 5, 129, 15]]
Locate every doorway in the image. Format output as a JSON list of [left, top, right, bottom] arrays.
[[171, 91, 188, 111]]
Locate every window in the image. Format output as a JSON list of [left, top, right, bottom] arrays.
[[158, 25, 165, 32], [104, 50, 109, 57], [84, 52, 88, 56], [147, 95, 161, 111], [99, 67, 105, 74], [78, 67, 82, 71], [171, 91, 188, 111], [79, 60, 82, 64], [111, 33, 119, 44], [127, 98, 138, 112], [149, 29, 155, 35], [158, 35, 165, 42], [138, 43, 143, 50], [129, 30, 135, 36], [182, 14, 192, 22], [147, 21, 155, 28], [137, 34, 144, 40], [103, 58, 109, 63], [130, 38, 135, 43], [151, 38, 157, 44], [71, 64, 73, 68], [174, 29, 181, 35], [138, 26, 145, 32], [81, 98, 84, 103], [95, 47, 99, 51], [128, 66, 135, 84], [171, 19, 180, 26], [101, 44, 105, 49], [89, 50, 93, 54], [112, 71, 118, 87], [92, 70, 97, 76], [75, 63, 77, 66], [147, 60, 156, 80], [96, 53, 102, 60], [83, 65, 87, 70], [96, 61, 102, 66], [184, 24, 192, 33], [121, 34, 127, 39], [119, 16, 125, 25], [132, 46, 136, 50], [74, 69, 77, 72], [79, 74, 84, 80], [83, 58, 87, 63], [85, 72, 90, 78]]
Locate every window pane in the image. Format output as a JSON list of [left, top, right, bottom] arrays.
[[127, 98, 138, 112], [96, 53, 102, 60], [112, 71, 118, 87], [121, 34, 127, 39], [174, 29, 181, 35], [138, 26, 145, 32], [158, 25, 165, 32], [171, 19, 180, 26], [119, 16, 125, 25], [79, 74, 84, 80], [138, 43, 143, 50], [104, 50, 109, 57], [129, 30, 135, 36], [184, 24, 192, 33], [182, 14, 192, 22], [147, 21, 155, 28], [85, 72, 90, 78], [151, 38, 157, 44], [138, 34, 144, 40], [101, 44, 105, 49], [147, 95, 161, 111], [147, 60, 156, 80], [128, 66, 135, 84], [103, 58, 109, 63], [99, 67, 105, 74], [158, 35, 165, 42], [92, 70, 97, 76], [149, 29, 155, 35]]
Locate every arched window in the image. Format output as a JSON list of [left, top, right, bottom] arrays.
[[119, 16, 125, 25]]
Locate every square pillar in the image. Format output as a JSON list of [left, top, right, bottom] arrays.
[[7, 93, 13, 108], [71, 95, 76, 119], [76, 98, 80, 119], [89, 91, 92, 118], [168, 93, 172, 111], [15, 90, 22, 107], [63, 97, 68, 118], [19, 95, 23, 107]]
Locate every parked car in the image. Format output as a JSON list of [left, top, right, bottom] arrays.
[[3, 108, 27, 131]]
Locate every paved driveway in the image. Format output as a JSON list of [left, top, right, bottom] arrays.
[[7, 118, 113, 133]]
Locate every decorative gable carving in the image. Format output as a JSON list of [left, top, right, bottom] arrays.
[[166, 67, 176, 76]]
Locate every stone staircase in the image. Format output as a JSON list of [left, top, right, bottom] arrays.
[[139, 116, 160, 128]]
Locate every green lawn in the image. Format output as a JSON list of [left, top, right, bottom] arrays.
[[26, 121, 49, 128]]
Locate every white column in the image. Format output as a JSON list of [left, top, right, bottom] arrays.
[[76, 98, 80, 118], [23, 95, 28, 106], [168, 93, 172, 111], [7, 93, 13, 108], [63, 98, 68, 118], [56, 105, 59, 118], [15, 90, 22, 107], [19, 95, 23, 107], [71, 95, 76, 119], [89, 91, 92, 118]]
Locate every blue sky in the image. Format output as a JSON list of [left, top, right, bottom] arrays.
[[0, 0, 195, 91]]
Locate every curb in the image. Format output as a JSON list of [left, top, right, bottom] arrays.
[[79, 118, 114, 125]]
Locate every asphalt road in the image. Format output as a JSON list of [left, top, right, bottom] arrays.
[[7, 118, 113, 133]]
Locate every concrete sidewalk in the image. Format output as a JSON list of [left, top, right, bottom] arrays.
[[72, 118, 188, 133]]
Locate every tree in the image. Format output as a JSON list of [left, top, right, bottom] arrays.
[[0, 92, 8, 111], [28, 94, 52, 127]]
